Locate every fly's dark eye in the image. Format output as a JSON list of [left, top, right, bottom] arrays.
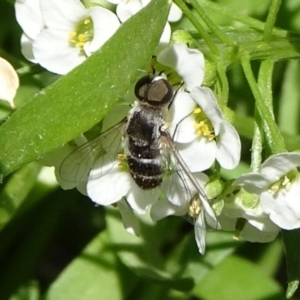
[[134, 75, 173, 107], [134, 75, 152, 101]]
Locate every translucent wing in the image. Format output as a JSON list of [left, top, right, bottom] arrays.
[[59, 118, 127, 183], [160, 128, 219, 229]]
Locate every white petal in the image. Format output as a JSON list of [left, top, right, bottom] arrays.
[[107, 0, 122, 4], [150, 199, 180, 221], [190, 87, 223, 135], [85, 7, 120, 54], [87, 166, 131, 206], [194, 212, 206, 254], [126, 183, 160, 214], [15, 0, 44, 39], [261, 152, 300, 183], [161, 172, 194, 207], [176, 139, 217, 172], [240, 222, 279, 243], [157, 44, 205, 91], [40, 0, 87, 30], [116, 0, 143, 22], [216, 121, 241, 169], [33, 29, 85, 74], [201, 196, 219, 229], [234, 173, 269, 194], [154, 22, 171, 54], [170, 90, 197, 143], [20, 34, 36, 62], [168, 3, 182, 22], [117, 199, 141, 236], [260, 177, 300, 229], [0, 58, 19, 108]]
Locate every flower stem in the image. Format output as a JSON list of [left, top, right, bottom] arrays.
[[196, 0, 287, 37], [263, 0, 282, 42], [216, 62, 229, 107], [188, 0, 234, 46], [251, 109, 263, 172], [174, 0, 220, 55], [240, 54, 286, 154]]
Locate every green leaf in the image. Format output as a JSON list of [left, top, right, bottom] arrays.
[[193, 255, 284, 300], [282, 229, 300, 298], [45, 231, 125, 300], [0, 0, 171, 177], [105, 207, 193, 291]]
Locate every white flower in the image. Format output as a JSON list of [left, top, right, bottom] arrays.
[[106, 0, 182, 52], [157, 43, 241, 172], [41, 135, 89, 194], [107, 0, 182, 23], [151, 171, 219, 254], [87, 152, 160, 215], [15, 0, 120, 74], [234, 152, 300, 230], [0, 57, 19, 108], [219, 190, 280, 243]]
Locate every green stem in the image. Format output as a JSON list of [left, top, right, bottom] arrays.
[[263, 0, 282, 42], [251, 110, 263, 172], [197, 0, 287, 37], [216, 62, 229, 107], [240, 54, 286, 154], [258, 60, 275, 117], [174, 0, 220, 55], [189, 0, 234, 46]]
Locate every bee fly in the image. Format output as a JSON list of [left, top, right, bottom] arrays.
[[59, 74, 216, 223]]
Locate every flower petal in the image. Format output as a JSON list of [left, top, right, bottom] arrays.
[[85, 7, 120, 54], [168, 3, 182, 22], [234, 173, 269, 194], [116, 0, 143, 22], [150, 199, 181, 221], [176, 139, 217, 172], [170, 89, 197, 143], [194, 212, 206, 254], [216, 121, 241, 169], [260, 176, 300, 229], [87, 165, 131, 206], [15, 0, 44, 39], [20, 34, 36, 62], [154, 22, 171, 54], [33, 28, 85, 74], [190, 87, 223, 135], [126, 184, 160, 214], [157, 44, 205, 91], [117, 199, 141, 236], [261, 152, 300, 182], [40, 0, 87, 30], [0, 58, 19, 108]]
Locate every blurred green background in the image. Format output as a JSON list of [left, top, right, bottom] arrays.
[[1, 0, 300, 299]]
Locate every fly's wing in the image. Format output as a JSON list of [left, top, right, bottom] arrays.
[[160, 129, 219, 230], [59, 119, 127, 184]]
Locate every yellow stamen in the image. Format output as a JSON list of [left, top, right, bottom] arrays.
[[193, 107, 202, 114]]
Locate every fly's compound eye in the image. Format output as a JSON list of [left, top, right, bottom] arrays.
[[134, 75, 173, 107]]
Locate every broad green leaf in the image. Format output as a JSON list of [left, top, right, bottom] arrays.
[[0, 0, 171, 177], [0, 162, 41, 229], [193, 255, 284, 300], [105, 207, 193, 291], [45, 232, 126, 300]]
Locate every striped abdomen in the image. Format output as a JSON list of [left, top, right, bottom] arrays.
[[125, 105, 164, 190]]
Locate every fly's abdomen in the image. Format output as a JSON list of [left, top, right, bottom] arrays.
[[127, 156, 163, 189], [125, 107, 164, 190]]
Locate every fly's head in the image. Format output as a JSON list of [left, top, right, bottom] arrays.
[[134, 75, 173, 108]]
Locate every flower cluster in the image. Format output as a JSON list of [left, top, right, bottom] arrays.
[[15, 0, 182, 74], [19, 0, 300, 255]]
